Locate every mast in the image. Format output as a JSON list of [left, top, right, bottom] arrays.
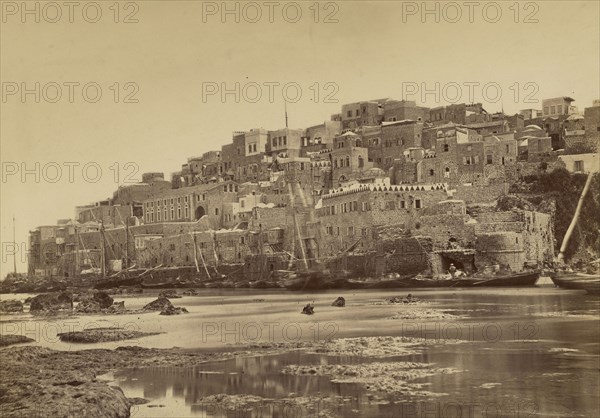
[[12, 216, 17, 274], [124, 217, 130, 269], [74, 224, 79, 277], [99, 221, 106, 277], [191, 232, 200, 273], [557, 172, 594, 263]]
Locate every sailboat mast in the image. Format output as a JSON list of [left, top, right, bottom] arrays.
[[125, 217, 129, 269], [12, 216, 17, 274], [99, 221, 106, 277]]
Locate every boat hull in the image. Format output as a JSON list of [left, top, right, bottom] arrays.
[[549, 273, 600, 290]]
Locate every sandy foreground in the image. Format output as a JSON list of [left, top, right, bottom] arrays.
[[1, 286, 598, 417]]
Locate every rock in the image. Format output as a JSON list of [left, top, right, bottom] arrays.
[[106, 301, 126, 313], [159, 305, 189, 315], [0, 299, 24, 313], [301, 303, 315, 315], [159, 290, 181, 299], [93, 291, 114, 308], [183, 288, 198, 296], [29, 292, 73, 313], [331, 297, 345, 307], [24, 297, 33, 304], [143, 296, 173, 311], [75, 299, 102, 313], [57, 328, 161, 343], [0, 334, 35, 347]]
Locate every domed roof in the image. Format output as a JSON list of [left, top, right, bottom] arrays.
[[524, 124, 542, 130]]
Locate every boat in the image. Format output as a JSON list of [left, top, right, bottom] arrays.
[[549, 272, 600, 290], [458, 270, 540, 287]]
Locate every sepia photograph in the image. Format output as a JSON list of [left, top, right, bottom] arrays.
[[1, 1, 599, 417]]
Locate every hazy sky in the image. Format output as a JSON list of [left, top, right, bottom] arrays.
[[1, 0, 599, 276]]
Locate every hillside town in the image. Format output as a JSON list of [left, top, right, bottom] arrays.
[[26, 96, 600, 285]]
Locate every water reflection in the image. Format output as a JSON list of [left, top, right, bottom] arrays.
[[116, 338, 599, 418]]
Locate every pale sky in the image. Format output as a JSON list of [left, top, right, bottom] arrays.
[[1, 0, 599, 276]]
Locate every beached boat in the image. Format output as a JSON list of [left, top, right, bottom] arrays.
[[549, 272, 600, 290], [458, 270, 540, 287]]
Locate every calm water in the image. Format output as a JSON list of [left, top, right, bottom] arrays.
[[3, 285, 599, 416]]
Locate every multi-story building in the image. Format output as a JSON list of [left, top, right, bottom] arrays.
[[542, 97, 576, 117]]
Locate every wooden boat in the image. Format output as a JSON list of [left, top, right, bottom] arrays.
[[459, 270, 540, 287], [549, 272, 600, 290]]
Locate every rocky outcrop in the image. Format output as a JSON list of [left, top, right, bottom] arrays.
[[387, 294, 421, 304], [0, 335, 35, 347], [106, 301, 126, 313], [74, 291, 114, 313], [142, 296, 173, 311], [159, 306, 189, 315], [57, 328, 161, 343], [29, 292, 73, 313], [331, 297, 345, 307], [0, 299, 23, 313]]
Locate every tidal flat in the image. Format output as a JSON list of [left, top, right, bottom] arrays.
[[1, 286, 599, 417]]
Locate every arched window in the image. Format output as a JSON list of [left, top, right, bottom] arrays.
[[358, 155, 364, 168], [346, 156, 350, 167]]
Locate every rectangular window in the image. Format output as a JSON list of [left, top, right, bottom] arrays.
[[347, 110, 352, 117], [348, 226, 354, 236], [464, 156, 473, 165], [415, 199, 422, 209], [215, 208, 219, 215], [361, 228, 368, 236], [574, 160, 584, 172], [487, 154, 493, 164], [400, 200, 406, 209], [506, 144, 510, 153]]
